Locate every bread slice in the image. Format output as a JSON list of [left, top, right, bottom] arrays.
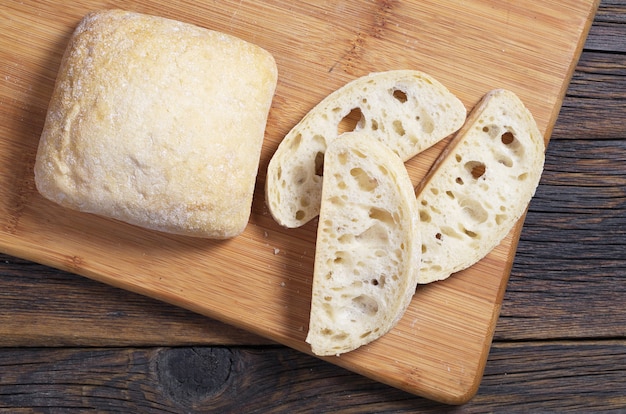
[[306, 131, 420, 356], [415, 89, 545, 284], [34, 10, 277, 238], [266, 70, 466, 228]]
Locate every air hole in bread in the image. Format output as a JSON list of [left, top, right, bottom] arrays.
[[378, 165, 389, 176], [430, 188, 439, 195], [518, 172, 529, 181], [333, 333, 349, 341], [369, 207, 395, 225], [501, 131, 515, 145], [357, 222, 389, 243], [442, 226, 462, 239], [420, 116, 436, 134], [496, 214, 507, 225], [324, 296, 332, 301], [435, 232, 442, 240], [460, 198, 488, 223], [497, 154, 513, 167], [328, 196, 344, 207], [314, 151, 324, 177], [456, 177, 464, 185], [392, 88, 408, 103], [465, 161, 486, 179], [321, 328, 333, 336], [360, 331, 373, 339], [464, 228, 479, 238], [300, 196, 311, 207], [338, 107, 364, 135], [338, 234, 354, 244], [371, 119, 379, 131], [295, 210, 305, 220], [419, 210, 431, 223], [446, 190, 455, 199], [393, 120, 406, 136], [294, 166, 307, 185], [350, 168, 378, 191], [352, 294, 379, 316], [333, 251, 349, 264], [289, 133, 302, 150], [337, 152, 349, 167], [350, 148, 368, 159], [455, 154, 462, 163]]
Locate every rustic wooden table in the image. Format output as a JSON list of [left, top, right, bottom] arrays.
[[1, 0, 625, 412]]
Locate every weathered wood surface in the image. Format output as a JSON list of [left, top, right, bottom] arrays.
[[0, 0, 625, 411]]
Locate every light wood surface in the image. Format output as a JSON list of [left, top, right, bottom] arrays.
[[0, 0, 599, 404]]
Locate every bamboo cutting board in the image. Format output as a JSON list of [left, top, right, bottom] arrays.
[[0, 0, 598, 404]]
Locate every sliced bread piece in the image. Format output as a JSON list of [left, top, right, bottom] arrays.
[[306, 131, 421, 356], [266, 70, 466, 228], [416, 89, 545, 284]]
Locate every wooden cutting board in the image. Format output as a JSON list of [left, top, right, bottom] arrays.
[[0, 0, 598, 404]]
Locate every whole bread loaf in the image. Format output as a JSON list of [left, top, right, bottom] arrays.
[[34, 10, 277, 238], [266, 70, 466, 228], [306, 131, 420, 356], [416, 89, 545, 283]]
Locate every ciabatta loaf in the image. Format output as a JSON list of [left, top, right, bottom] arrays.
[[416, 89, 545, 283], [266, 70, 466, 228], [34, 10, 277, 238], [306, 131, 420, 356]]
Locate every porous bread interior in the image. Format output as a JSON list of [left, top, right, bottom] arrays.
[[306, 131, 420, 356], [266, 70, 466, 229], [416, 89, 545, 284]]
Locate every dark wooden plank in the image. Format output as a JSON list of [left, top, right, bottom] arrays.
[[0, 254, 270, 347], [553, 55, 626, 139], [552, 1, 626, 139], [584, 13, 626, 53], [496, 142, 626, 340], [0, 343, 624, 412]]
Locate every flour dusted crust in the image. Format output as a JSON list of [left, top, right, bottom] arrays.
[[416, 89, 545, 283], [34, 9, 278, 238], [306, 132, 420, 356]]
